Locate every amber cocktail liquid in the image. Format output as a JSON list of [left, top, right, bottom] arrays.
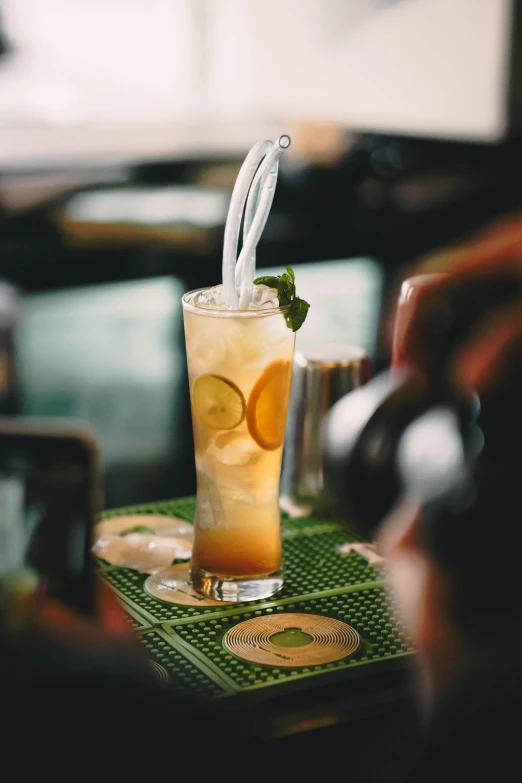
[[182, 285, 295, 602]]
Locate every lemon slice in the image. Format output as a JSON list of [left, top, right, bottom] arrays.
[[246, 359, 292, 450], [192, 374, 245, 430]]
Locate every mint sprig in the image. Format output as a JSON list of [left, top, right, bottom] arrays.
[[253, 266, 310, 332]]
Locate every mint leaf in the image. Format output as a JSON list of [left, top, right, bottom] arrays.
[[276, 274, 295, 305], [285, 296, 310, 332], [254, 265, 310, 331], [252, 275, 280, 289]]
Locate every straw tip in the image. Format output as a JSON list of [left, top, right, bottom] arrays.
[[278, 134, 291, 149]]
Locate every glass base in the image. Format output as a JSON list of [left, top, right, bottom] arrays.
[[190, 566, 283, 603]]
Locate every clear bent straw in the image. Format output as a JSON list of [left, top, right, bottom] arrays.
[[222, 140, 272, 309], [222, 135, 291, 309], [236, 161, 279, 309], [237, 135, 290, 309]]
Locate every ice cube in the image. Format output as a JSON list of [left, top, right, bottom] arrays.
[[188, 283, 278, 311], [240, 306, 291, 368], [193, 472, 227, 527], [191, 335, 228, 368], [191, 284, 226, 309], [211, 432, 260, 466], [187, 316, 242, 374], [227, 476, 279, 504], [250, 284, 279, 310]]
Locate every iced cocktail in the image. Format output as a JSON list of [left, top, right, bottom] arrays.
[[182, 284, 295, 602]]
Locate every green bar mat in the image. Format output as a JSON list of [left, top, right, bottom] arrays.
[[97, 497, 415, 705], [140, 628, 230, 700]]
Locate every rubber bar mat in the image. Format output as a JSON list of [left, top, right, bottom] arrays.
[[97, 497, 415, 704]]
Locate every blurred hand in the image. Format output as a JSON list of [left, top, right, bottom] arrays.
[[387, 208, 522, 394], [34, 574, 140, 655]]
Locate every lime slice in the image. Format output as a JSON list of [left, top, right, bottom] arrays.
[[192, 374, 245, 430], [246, 360, 292, 450]]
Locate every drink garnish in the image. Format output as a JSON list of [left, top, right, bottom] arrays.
[[253, 266, 310, 331], [246, 359, 292, 449], [192, 374, 246, 430]]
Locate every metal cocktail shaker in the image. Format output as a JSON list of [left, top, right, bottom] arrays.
[[280, 344, 372, 518]]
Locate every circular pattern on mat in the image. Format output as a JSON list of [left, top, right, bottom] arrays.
[[148, 660, 169, 686], [223, 613, 361, 667], [144, 564, 232, 606]]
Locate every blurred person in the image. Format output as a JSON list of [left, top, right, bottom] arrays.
[[369, 211, 522, 781], [402, 207, 522, 393], [0, 572, 257, 773]]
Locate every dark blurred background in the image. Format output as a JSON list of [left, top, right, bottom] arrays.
[[1, 0, 522, 508]]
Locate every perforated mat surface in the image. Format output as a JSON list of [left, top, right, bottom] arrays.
[[97, 497, 415, 706]]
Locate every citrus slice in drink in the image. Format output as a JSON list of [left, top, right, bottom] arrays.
[[192, 374, 245, 430], [246, 359, 292, 450]]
